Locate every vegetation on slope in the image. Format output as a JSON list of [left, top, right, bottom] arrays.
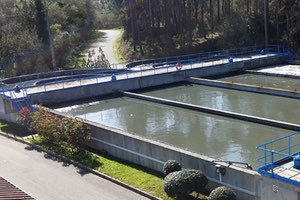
[[118, 0, 300, 61], [0, 0, 120, 77]]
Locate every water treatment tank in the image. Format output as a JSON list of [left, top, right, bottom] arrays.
[[293, 155, 300, 169]]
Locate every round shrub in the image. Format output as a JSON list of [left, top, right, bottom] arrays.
[[208, 186, 236, 200], [163, 160, 182, 175], [164, 169, 208, 198]]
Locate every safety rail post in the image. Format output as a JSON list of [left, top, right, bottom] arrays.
[[264, 144, 267, 166], [288, 136, 291, 155], [271, 151, 274, 177]]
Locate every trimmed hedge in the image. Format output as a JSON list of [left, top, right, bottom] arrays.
[[164, 169, 208, 199], [163, 160, 182, 175], [208, 186, 237, 200]]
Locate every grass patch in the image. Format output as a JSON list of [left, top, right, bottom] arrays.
[[113, 28, 126, 63], [0, 120, 30, 137], [28, 135, 170, 199]]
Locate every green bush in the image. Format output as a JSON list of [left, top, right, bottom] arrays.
[[163, 160, 182, 175], [31, 108, 90, 150], [31, 109, 62, 144], [164, 169, 208, 199], [60, 117, 90, 149], [208, 186, 236, 200]]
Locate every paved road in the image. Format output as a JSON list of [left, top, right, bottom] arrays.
[[0, 135, 149, 200]]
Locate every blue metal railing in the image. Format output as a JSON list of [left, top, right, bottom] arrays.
[[0, 88, 34, 112], [0, 45, 292, 99], [256, 132, 300, 186], [125, 45, 290, 68]]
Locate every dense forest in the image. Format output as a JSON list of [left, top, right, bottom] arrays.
[[0, 0, 299, 77], [120, 0, 300, 59], [0, 0, 120, 77]]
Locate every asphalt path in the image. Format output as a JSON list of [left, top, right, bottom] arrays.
[[0, 135, 149, 200], [82, 29, 122, 68]]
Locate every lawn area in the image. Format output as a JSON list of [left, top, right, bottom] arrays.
[[113, 28, 126, 63], [28, 136, 171, 200]]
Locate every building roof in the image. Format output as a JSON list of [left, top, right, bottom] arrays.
[[0, 176, 35, 200]]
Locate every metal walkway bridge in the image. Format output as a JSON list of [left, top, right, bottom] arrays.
[[0, 45, 295, 112]]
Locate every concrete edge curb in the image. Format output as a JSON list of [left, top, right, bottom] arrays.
[[0, 132, 161, 200]]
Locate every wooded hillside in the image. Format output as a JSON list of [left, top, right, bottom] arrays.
[[0, 0, 299, 77], [120, 0, 300, 59], [0, 0, 119, 77]]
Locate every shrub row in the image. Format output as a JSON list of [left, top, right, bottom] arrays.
[[163, 160, 236, 200]]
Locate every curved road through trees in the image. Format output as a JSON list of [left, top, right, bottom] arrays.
[[83, 29, 122, 68]]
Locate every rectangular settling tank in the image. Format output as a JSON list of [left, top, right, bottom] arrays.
[[219, 73, 300, 91], [55, 96, 291, 169], [143, 84, 300, 125]]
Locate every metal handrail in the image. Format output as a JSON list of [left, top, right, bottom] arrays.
[[256, 132, 300, 166], [125, 45, 285, 68], [0, 45, 290, 96]]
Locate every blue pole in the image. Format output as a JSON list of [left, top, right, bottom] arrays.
[[288, 136, 291, 155], [264, 144, 267, 165], [271, 151, 274, 177]]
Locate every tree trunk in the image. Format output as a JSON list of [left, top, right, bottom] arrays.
[[264, 0, 269, 46], [217, 0, 220, 22], [187, 0, 192, 46], [164, 0, 172, 46], [209, 0, 214, 32]]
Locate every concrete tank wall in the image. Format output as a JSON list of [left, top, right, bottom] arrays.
[[46, 108, 300, 200], [256, 175, 300, 200], [0, 97, 19, 123], [70, 115, 257, 200]]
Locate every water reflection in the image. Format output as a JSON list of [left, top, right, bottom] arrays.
[[145, 84, 300, 125], [220, 73, 300, 91], [56, 97, 290, 169]]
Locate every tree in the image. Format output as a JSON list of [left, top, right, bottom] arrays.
[[264, 0, 269, 46]]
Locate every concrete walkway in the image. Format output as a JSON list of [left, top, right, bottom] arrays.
[[0, 135, 149, 200]]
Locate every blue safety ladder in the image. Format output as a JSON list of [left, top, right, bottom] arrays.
[[9, 88, 34, 112]]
